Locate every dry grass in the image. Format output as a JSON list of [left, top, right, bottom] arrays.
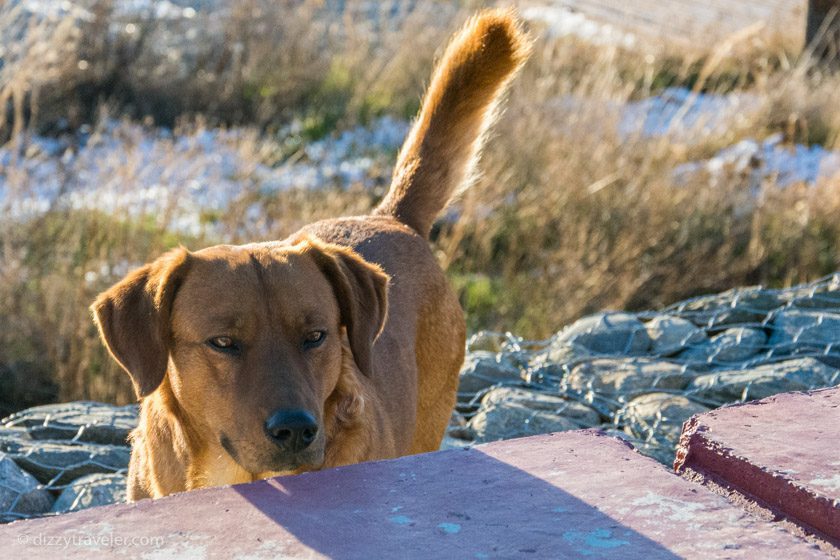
[[0, 0, 457, 138], [433, 31, 840, 335], [2, 0, 840, 409]]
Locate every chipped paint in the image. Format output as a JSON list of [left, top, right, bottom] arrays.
[[678, 386, 840, 543], [388, 515, 412, 526], [437, 523, 461, 535], [562, 528, 630, 555], [631, 491, 706, 522], [139, 532, 213, 560], [810, 474, 840, 490]]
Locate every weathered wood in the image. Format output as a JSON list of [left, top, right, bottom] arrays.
[[806, 0, 840, 64]]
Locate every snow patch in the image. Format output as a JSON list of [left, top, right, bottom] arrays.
[[0, 116, 408, 235], [675, 133, 840, 188], [582, 86, 840, 187], [621, 88, 759, 140], [522, 5, 636, 48], [12, 0, 205, 21]]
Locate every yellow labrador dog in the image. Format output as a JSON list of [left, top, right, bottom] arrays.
[[92, 9, 530, 500]]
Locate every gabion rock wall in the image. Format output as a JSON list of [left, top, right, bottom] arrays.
[[447, 274, 840, 464], [0, 402, 132, 523]]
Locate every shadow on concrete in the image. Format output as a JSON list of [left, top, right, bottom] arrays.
[[233, 445, 682, 559]]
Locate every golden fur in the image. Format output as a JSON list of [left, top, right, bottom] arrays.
[[92, 9, 530, 500]]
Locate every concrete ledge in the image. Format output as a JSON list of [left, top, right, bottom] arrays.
[[1, 430, 830, 559], [676, 387, 840, 547]]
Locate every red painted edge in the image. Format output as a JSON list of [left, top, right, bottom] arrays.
[[676, 416, 840, 547]]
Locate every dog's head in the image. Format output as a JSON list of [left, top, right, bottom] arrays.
[[91, 237, 388, 474]]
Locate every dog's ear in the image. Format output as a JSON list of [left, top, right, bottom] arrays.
[[303, 239, 389, 377], [91, 248, 191, 398]]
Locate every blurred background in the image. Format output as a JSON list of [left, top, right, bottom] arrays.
[[1, 0, 839, 414]]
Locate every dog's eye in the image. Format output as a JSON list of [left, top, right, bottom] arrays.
[[302, 330, 326, 349], [207, 336, 240, 354]]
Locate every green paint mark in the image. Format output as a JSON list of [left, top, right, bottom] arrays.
[[437, 522, 461, 535], [562, 528, 630, 555]]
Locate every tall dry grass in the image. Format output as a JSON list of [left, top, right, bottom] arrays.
[[2, 0, 840, 410], [0, 0, 459, 138], [434, 31, 840, 335]]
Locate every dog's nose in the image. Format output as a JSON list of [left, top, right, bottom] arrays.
[[264, 409, 319, 452]]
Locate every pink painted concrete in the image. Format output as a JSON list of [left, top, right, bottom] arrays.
[[676, 387, 840, 546], [1, 430, 829, 559]]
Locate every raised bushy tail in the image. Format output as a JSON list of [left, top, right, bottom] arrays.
[[373, 9, 531, 238]]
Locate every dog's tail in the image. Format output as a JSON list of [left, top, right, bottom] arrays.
[[373, 9, 530, 238]]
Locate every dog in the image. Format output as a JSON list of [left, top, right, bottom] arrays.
[[91, 9, 530, 500]]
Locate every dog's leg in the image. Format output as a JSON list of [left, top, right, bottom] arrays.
[[374, 9, 531, 238]]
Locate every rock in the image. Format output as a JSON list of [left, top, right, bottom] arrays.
[[524, 342, 590, 385], [565, 358, 695, 407], [678, 327, 767, 368], [457, 352, 521, 395], [619, 393, 709, 443], [446, 411, 472, 440], [0, 452, 53, 521], [645, 316, 706, 356], [438, 435, 473, 450], [556, 313, 651, 355], [466, 331, 507, 353], [0, 427, 32, 441], [531, 340, 591, 365], [480, 387, 601, 427], [708, 328, 767, 363], [522, 362, 566, 386], [501, 350, 535, 371], [791, 290, 840, 309], [768, 309, 840, 366], [0, 438, 130, 485], [687, 358, 839, 404], [788, 280, 840, 309], [468, 401, 580, 443], [677, 287, 781, 328], [1, 401, 139, 446], [448, 411, 467, 429], [51, 473, 127, 513]]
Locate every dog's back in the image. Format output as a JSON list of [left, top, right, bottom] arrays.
[[302, 10, 531, 453]]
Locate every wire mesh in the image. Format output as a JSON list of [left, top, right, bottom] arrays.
[[0, 402, 135, 523], [451, 273, 840, 464]]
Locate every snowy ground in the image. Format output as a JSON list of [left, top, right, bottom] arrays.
[[10, 0, 215, 20], [621, 88, 840, 188], [675, 134, 840, 189], [0, 117, 408, 235], [521, 4, 637, 48], [3, 87, 839, 235], [2, 0, 839, 233]]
